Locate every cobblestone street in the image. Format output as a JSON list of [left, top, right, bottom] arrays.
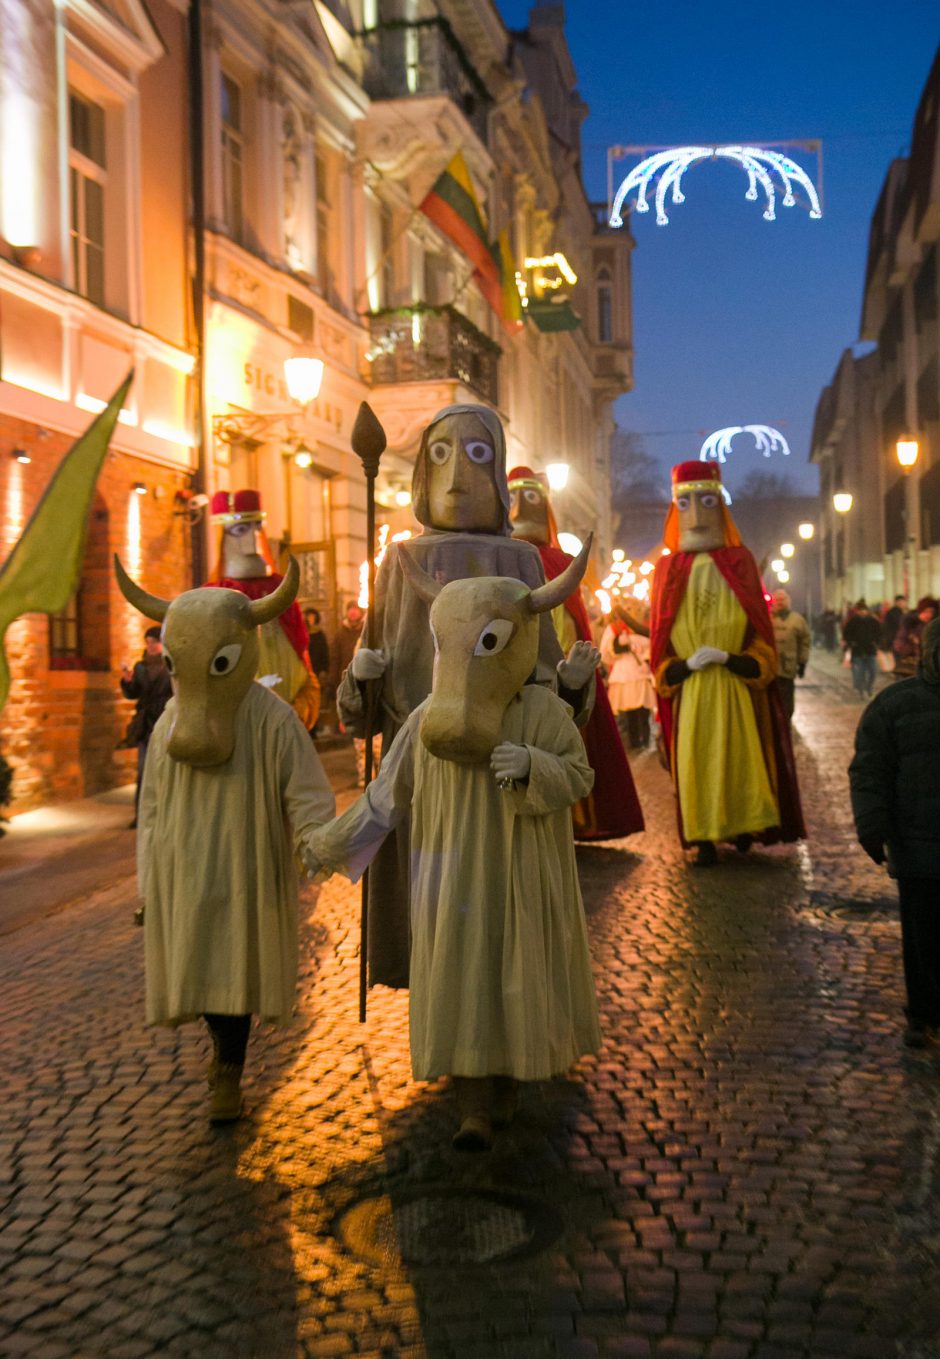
[[2, 656, 939, 1359]]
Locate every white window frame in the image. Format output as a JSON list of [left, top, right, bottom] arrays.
[[68, 88, 107, 307], [63, 33, 142, 323]]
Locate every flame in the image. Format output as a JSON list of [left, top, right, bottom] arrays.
[[358, 525, 413, 607]]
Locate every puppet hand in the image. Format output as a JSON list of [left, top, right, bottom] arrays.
[[687, 646, 729, 671], [490, 742, 531, 784], [350, 647, 386, 680], [558, 641, 601, 689]]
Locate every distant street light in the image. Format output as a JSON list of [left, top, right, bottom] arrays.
[[777, 569, 790, 583], [833, 492, 853, 514], [771, 558, 785, 573], [896, 435, 919, 470], [781, 542, 795, 558], [546, 463, 570, 491], [798, 522, 814, 539]]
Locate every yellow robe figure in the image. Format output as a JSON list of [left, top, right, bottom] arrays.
[[667, 554, 779, 844]]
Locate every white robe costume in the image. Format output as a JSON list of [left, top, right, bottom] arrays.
[[312, 685, 601, 1081], [138, 682, 335, 1026]]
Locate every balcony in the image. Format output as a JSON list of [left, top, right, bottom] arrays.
[[365, 304, 500, 406], [355, 20, 490, 144]]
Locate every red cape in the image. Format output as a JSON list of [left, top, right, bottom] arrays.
[[536, 543, 644, 840], [207, 574, 311, 667], [650, 547, 804, 844]]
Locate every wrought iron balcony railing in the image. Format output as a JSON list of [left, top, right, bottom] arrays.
[[356, 19, 490, 143], [365, 304, 500, 406]]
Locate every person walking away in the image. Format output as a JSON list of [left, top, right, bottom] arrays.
[[841, 601, 881, 699], [600, 614, 654, 748], [849, 616, 940, 1047], [881, 595, 907, 653], [893, 597, 938, 680], [821, 609, 839, 652], [771, 589, 811, 723], [120, 626, 172, 828]]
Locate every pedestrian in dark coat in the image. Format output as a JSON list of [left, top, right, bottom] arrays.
[[849, 616, 940, 1047], [120, 626, 172, 827], [841, 600, 881, 699]]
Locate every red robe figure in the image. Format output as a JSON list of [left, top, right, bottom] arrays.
[[207, 489, 320, 730], [508, 466, 644, 840], [650, 461, 804, 867]]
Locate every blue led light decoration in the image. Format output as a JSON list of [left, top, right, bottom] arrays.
[[609, 144, 822, 227]]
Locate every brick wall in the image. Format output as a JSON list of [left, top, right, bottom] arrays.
[[0, 413, 193, 812]]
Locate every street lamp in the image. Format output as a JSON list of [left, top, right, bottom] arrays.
[[798, 522, 814, 540], [896, 435, 919, 470], [777, 569, 790, 583], [781, 542, 795, 558], [546, 462, 570, 492], [833, 492, 853, 514], [771, 558, 784, 573]]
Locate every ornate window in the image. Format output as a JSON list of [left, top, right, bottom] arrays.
[[596, 266, 613, 344], [221, 72, 245, 242]]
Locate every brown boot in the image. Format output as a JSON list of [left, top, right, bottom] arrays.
[[452, 1077, 493, 1151], [208, 1063, 243, 1123]]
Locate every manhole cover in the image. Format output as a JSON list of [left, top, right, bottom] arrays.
[[337, 1186, 561, 1268]]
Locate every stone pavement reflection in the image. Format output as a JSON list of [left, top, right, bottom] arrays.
[[1, 658, 939, 1359]]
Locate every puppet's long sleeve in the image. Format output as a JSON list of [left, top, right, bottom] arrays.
[[308, 710, 416, 882]]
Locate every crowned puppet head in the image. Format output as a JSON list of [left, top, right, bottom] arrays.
[[210, 489, 273, 580], [507, 466, 560, 548], [663, 461, 741, 553], [411, 405, 511, 535]]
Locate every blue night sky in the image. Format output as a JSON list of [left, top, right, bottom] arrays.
[[498, 0, 940, 498]]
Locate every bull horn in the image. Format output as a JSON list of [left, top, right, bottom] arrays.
[[528, 533, 593, 615], [248, 555, 300, 626], [398, 543, 442, 603], [114, 554, 169, 622]]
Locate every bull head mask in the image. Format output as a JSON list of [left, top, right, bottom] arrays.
[[114, 555, 300, 767], [399, 536, 592, 763]]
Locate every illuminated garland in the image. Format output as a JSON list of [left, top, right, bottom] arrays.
[[699, 425, 791, 463], [609, 146, 822, 227]]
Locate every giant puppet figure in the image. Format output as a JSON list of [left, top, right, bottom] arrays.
[[313, 545, 601, 1151], [115, 556, 335, 1123], [508, 465, 644, 841], [208, 489, 320, 730], [650, 461, 804, 867], [337, 404, 599, 988]]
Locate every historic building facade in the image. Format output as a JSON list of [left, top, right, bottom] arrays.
[[0, 0, 633, 811], [812, 45, 940, 610]]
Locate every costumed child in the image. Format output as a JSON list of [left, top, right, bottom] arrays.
[[600, 610, 655, 750], [115, 555, 336, 1124], [309, 546, 602, 1151]]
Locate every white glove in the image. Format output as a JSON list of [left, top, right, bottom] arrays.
[[350, 647, 386, 680], [686, 645, 729, 671], [557, 640, 601, 689], [490, 742, 531, 785]]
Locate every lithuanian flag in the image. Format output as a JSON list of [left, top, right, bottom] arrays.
[[420, 152, 500, 292]]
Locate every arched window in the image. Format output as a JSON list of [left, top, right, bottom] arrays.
[[596, 266, 613, 344]]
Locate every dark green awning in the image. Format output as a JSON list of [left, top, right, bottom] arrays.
[[525, 298, 582, 332]]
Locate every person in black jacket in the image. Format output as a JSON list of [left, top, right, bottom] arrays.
[[120, 626, 172, 828], [849, 616, 940, 1047], [841, 600, 882, 699]]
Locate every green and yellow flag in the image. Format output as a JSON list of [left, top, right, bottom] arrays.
[[0, 374, 133, 713]]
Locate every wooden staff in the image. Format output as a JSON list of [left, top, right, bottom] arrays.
[[351, 401, 387, 1023]]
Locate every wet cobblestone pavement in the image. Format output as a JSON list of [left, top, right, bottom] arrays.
[[2, 656, 939, 1359]]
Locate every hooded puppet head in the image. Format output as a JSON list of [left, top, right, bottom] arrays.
[[411, 404, 511, 535]]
